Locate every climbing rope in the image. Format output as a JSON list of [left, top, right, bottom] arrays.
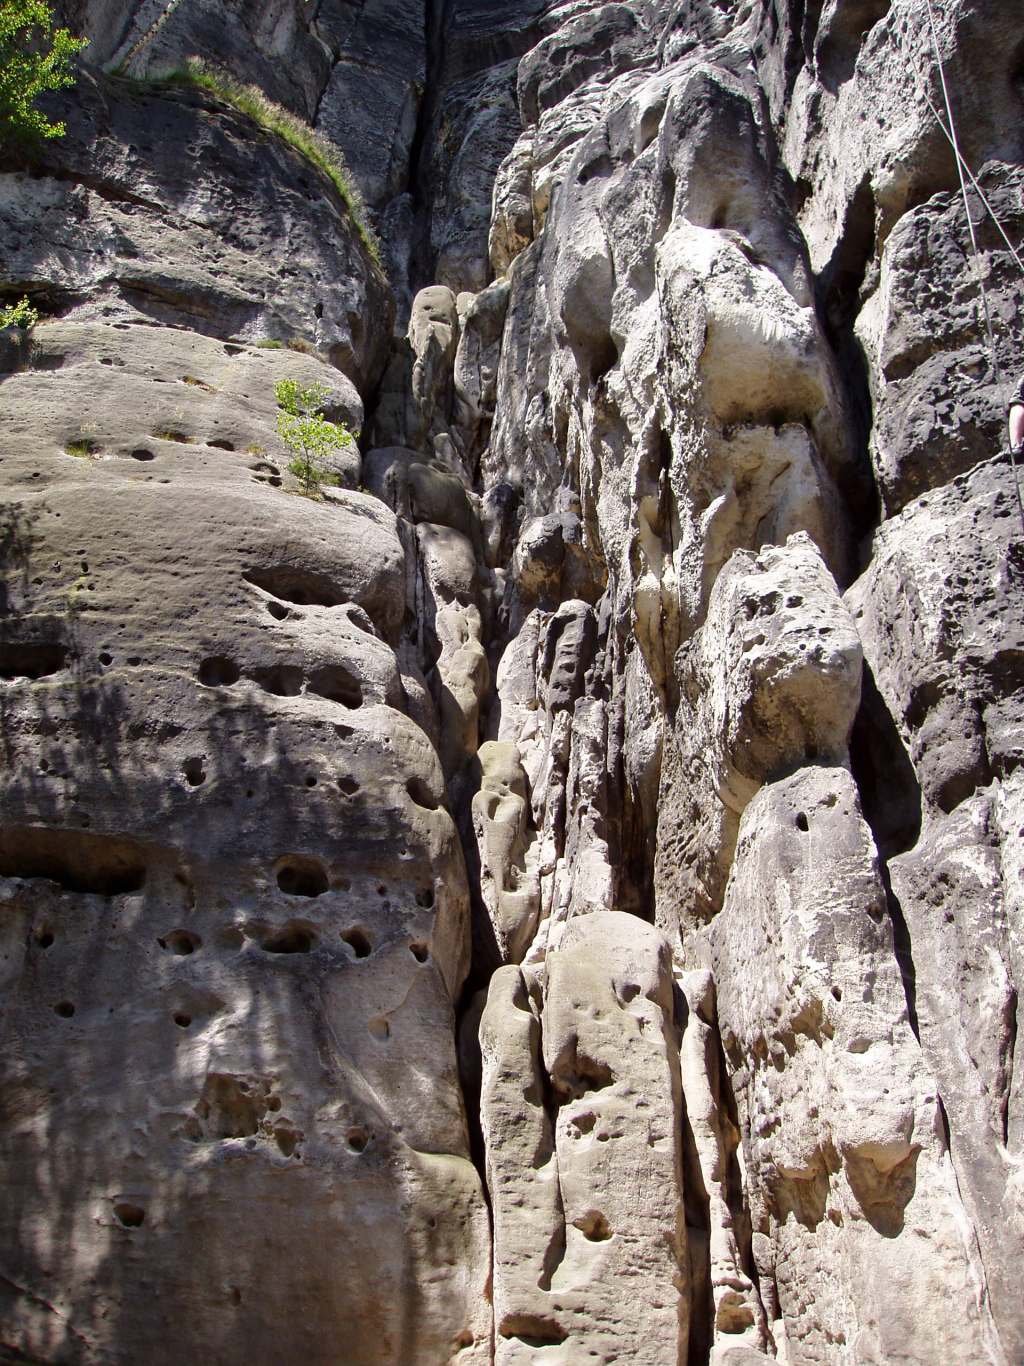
[[914, 0, 1024, 535]]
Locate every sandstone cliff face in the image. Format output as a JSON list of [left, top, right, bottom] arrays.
[[2, 0, 1023, 1363]]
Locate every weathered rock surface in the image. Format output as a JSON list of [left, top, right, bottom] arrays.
[[856, 163, 1024, 516], [889, 778, 1024, 1364], [657, 533, 863, 942], [846, 456, 1024, 814], [4, 0, 1024, 1359], [2, 67, 392, 392], [0, 322, 492, 1361], [481, 912, 688, 1364], [711, 766, 996, 1366]]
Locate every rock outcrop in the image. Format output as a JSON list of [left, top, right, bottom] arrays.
[[3, 0, 1024, 1361]]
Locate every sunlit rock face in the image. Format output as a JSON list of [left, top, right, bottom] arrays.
[[3, 0, 1024, 1362]]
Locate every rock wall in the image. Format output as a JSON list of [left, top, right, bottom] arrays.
[[2, 0, 1024, 1362]]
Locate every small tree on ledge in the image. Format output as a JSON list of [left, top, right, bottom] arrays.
[[274, 378, 354, 497]]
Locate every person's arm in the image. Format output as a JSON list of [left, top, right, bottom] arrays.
[[1011, 402, 1024, 453]]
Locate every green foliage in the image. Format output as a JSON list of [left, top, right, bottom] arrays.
[[155, 59, 380, 264], [254, 339, 284, 349], [0, 294, 38, 329], [0, 0, 87, 145], [65, 438, 98, 457], [274, 378, 354, 497]]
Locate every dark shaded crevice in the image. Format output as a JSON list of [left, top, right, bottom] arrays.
[[814, 175, 880, 543], [1001, 989, 1017, 1148], [849, 665, 922, 861], [455, 980, 490, 1186], [676, 985, 714, 1366], [814, 0, 891, 94], [881, 864, 919, 1039], [849, 665, 922, 1036]]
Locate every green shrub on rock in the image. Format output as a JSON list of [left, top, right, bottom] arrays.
[[0, 295, 38, 329], [274, 378, 355, 497]]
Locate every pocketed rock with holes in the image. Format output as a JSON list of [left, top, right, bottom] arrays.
[[845, 456, 1024, 817], [481, 913, 688, 1365], [656, 533, 864, 947], [0, 326, 490, 1361], [3, 0, 1024, 1358], [709, 767, 994, 1365], [471, 741, 541, 966]]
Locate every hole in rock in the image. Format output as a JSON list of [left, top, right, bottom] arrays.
[[410, 941, 429, 963], [368, 1016, 389, 1041], [223, 343, 244, 356], [275, 857, 328, 898], [621, 983, 641, 1003], [217, 926, 245, 950], [376, 883, 387, 896], [307, 665, 362, 708], [589, 336, 618, 384], [338, 776, 359, 796], [832, 986, 842, 1002], [198, 657, 240, 687], [99, 651, 112, 666], [265, 601, 288, 621], [415, 886, 434, 908], [261, 921, 316, 954], [406, 777, 438, 811], [335, 724, 354, 740], [34, 927, 54, 949], [208, 439, 234, 451], [347, 1127, 368, 1153], [274, 1125, 299, 1157], [114, 1203, 145, 1228], [54, 1000, 75, 1018], [0, 828, 146, 895], [500, 1316, 568, 1347], [341, 928, 372, 958], [196, 1073, 266, 1138], [182, 757, 206, 786], [572, 1112, 597, 1136], [127, 656, 141, 666], [244, 568, 345, 607], [267, 1095, 282, 1112], [130, 448, 154, 462], [0, 642, 68, 681], [173, 1012, 192, 1028], [574, 1210, 612, 1241], [305, 775, 317, 787], [796, 812, 809, 832], [160, 930, 201, 956], [251, 665, 303, 697]]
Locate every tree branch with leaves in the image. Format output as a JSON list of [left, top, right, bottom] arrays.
[[0, 0, 87, 146], [274, 378, 356, 497]]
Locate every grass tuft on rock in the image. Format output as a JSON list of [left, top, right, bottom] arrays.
[[150, 59, 380, 264]]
